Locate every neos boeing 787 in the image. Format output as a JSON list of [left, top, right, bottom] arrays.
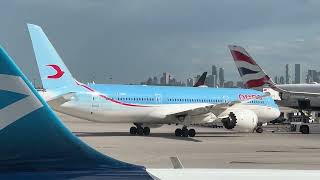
[[28, 24, 280, 136]]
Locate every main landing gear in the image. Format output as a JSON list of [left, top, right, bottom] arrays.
[[175, 126, 196, 137], [130, 124, 150, 136]]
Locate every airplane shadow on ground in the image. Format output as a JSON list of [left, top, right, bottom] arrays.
[[73, 131, 242, 142]]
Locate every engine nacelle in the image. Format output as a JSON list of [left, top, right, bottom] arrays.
[[222, 110, 258, 132]]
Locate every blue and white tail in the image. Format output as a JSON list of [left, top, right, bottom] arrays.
[[0, 46, 149, 178], [28, 24, 77, 92]]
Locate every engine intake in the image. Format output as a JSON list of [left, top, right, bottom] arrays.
[[222, 110, 258, 132], [222, 112, 237, 129]]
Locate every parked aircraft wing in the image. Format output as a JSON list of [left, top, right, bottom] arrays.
[[166, 94, 270, 120]]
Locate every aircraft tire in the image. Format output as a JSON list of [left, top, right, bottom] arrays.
[[137, 127, 144, 136], [300, 125, 309, 134], [175, 128, 182, 136], [182, 129, 189, 137], [256, 127, 263, 133], [188, 129, 196, 137], [130, 126, 137, 135], [143, 127, 150, 136]]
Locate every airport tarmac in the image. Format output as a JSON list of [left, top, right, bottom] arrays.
[[58, 112, 320, 170]]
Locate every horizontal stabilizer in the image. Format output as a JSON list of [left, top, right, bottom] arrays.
[[47, 92, 75, 107]]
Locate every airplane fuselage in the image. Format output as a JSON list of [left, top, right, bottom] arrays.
[[277, 84, 320, 110], [41, 84, 280, 126]]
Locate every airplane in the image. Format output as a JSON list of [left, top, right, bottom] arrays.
[[1, 46, 320, 179], [193, 72, 207, 87], [28, 24, 280, 136], [229, 45, 320, 111]]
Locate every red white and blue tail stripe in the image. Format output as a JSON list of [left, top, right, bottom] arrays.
[[228, 45, 275, 89]]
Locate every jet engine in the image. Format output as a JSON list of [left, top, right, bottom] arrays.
[[222, 110, 258, 132]]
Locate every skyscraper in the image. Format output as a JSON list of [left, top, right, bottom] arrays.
[[206, 75, 213, 87], [219, 68, 224, 87], [279, 76, 285, 84], [294, 64, 301, 84], [285, 64, 290, 84], [186, 78, 194, 87], [274, 76, 279, 84], [160, 72, 170, 85], [212, 65, 218, 87]]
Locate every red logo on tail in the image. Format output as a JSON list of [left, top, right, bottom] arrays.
[[46, 64, 64, 79]]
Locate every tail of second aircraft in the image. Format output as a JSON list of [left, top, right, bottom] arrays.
[[193, 72, 207, 87], [28, 24, 77, 92], [228, 45, 277, 89], [0, 46, 151, 178]]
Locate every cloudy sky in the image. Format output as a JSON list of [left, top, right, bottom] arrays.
[[1, 0, 320, 85]]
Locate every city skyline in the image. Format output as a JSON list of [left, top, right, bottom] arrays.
[[141, 65, 242, 88], [140, 62, 320, 88], [2, 1, 320, 86], [274, 63, 320, 84]]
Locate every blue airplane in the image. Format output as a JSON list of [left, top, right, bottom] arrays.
[[28, 24, 280, 136], [1, 44, 320, 179]]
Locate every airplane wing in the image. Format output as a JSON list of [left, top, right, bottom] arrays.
[[166, 94, 269, 121], [47, 92, 75, 107]]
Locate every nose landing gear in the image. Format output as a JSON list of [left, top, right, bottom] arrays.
[[255, 122, 263, 133]]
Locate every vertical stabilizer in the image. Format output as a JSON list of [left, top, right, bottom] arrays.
[[0, 46, 150, 178], [228, 45, 275, 89], [28, 24, 76, 91]]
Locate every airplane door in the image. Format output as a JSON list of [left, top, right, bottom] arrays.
[[155, 93, 162, 104], [91, 94, 100, 117], [223, 95, 229, 103]]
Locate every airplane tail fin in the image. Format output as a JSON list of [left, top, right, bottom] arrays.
[[193, 72, 207, 87], [0, 46, 145, 174], [27, 24, 77, 92], [228, 45, 276, 89]]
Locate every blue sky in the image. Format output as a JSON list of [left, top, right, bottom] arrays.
[[1, 0, 320, 85]]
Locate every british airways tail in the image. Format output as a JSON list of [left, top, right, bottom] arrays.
[[28, 24, 77, 92], [0, 47, 151, 178], [228, 45, 276, 89]]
